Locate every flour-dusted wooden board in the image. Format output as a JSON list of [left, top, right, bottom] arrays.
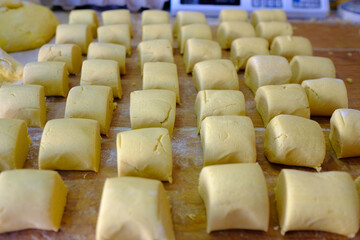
[[2, 13, 360, 240]]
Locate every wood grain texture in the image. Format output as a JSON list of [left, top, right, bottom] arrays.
[[1, 13, 360, 240]]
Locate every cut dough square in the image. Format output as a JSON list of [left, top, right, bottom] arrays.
[[178, 23, 212, 54], [130, 89, 176, 136], [290, 56, 336, 84], [142, 62, 180, 103], [230, 37, 269, 71], [101, 9, 133, 37], [255, 84, 310, 126], [87, 42, 126, 75], [264, 115, 325, 171], [55, 24, 93, 54], [69, 9, 98, 37], [302, 78, 348, 116], [141, 10, 169, 25], [200, 116, 256, 166], [65, 85, 116, 136], [174, 11, 206, 37], [275, 169, 359, 237], [255, 22, 293, 43], [192, 59, 239, 91], [183, 39, 222, 73], [117, 128, 172, 182], [0, 169, 67, 233], [142, 24, 173, 46], [270, 36, 313, 61], [97, 24, 131, 56], [329, 108, 360, 158], [39, 118, 101, 172], [96, 177, 175, 240], [0, 119, 31, 171], [80, 59, 122, 99], [217, 22, 255, 49], [250, 9, 287, 26], [244, 55, 292, 94], [0, 84, 46, 128], [199, 163, 269, 233], [195, 90, 246, 133], [218, 9, 248, 23], [38, 43, 82, 75], [23, 61, 69, 97], [137, 39, 174, 73]]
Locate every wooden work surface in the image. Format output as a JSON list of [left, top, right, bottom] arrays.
[[2, 12, 360, 240]]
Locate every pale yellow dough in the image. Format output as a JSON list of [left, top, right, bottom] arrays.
[[39, 118, 101, 172], [192, 59, 239, 91], [69, 9, 98, 38], [0, 0, 22, 8], [256, 22, 293, 43], [65, 86, 116, 136], [96, 177, 175, 240], [250, 9, 287, 27], [329, 108, 360, 158], [200, 116, 256, 166], [0, 119, 31, 171], [244, 55, 292, 94], [0, 169, 67, 233], [0, 47, 23, 85], [270, 36, 313, 60], [174, 11, 206, 37], [275, 169, 359, 237], [199, 163, 269, 233], [0, 84, 46, 128], [178, 23, 212, 54], [302, 78, 348, 116], [23, 61, 69, 97], [117, 128, 172, 182], [101, 9, 133, 37], [217, 22, 255, 49], [141, 10, 169, 25], [264, 115, 325, 171], [55, 24, 93, 54], [97, 24, 131, 56], [142, 24, 173, 47], [218, 9, 248, 23]]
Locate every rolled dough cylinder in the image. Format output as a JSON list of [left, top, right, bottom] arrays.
[[69, 9, 98, 38], [218, 9, 248, 23], [250, 9, 287, 27], [141, 10, 169, 25], [174, 11, 206, 37], [199, 163, 269, 233], [270, 36, 313, 60], [142, 24, 173, 47], [97, 24, 131, 56], [217, 22, 255, 49], [256, 22, 293, 43], [101, 9, 133, 37], [55, 24, 92, 54], [179, 23, 212, 54], [275, 169, 359, 237]]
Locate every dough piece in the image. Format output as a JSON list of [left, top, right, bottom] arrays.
[[217, 22, 255, 49], [302, 78, 348, 116], [230, 37, 269, 71], [174, 11, 207, 37], [270, 36, 313, 60], [87, 42, 126, 75], [218, 9, 248, 23], [195, 90, 246, 133], [143, 62, 180, 103], [137, 39, 174, 73], [329, 109, 360, 158], [250, 9, 287, 27], [199, 163, 269, 233], [141, 10, 169, 25], [38, 44, 82, 75], [265, 115, 325, 171], [65, 86, 116, 136], [0, 169, 67, 233], [117, 128, 172, 182], [39, 118, 101, 172], [0, 119, 31, 171], [0, 47, 23, 85], [0, 2, 59, 52], [96, 177, 175, 240], [290, 56, 336, 84], [23, 61, 69, 97], [101, 9, 133, 37], [256, 22, 293, 43], [178, 23, 212, 54], [255, 84, 310, 126], [200, 116, 256, 166], [97, 24, 131, 56], [244, 55, 292, 94], [183, 39, 222, 74], [0, 0, 22, 8], [80, 59, 122, 99], [193, 59, 239, 91], [55, 24, 92, 55], [69, 9, 98, 38], [130, 89, 176, 136], [275, 169, 359, 237], [0, 84, 46, 128], [141, 24, 173, 47]]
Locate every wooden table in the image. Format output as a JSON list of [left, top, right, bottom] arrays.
[[2, 12, 360, 240]]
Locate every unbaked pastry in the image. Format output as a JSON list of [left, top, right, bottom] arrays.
[[69, 9, 98, 37], [250, 9, 287, 27], [178, 23, 212, 54], [174, 11, 206, 37], [217, 22, 255, 49], [141, 10, 169, 25], [218, 9, 248, 23], [270, 36, 313, 60], [256, 22, 293, 43], [101, 9, 133, 37], [97, 24, 131, 56], [55, 24, 93, 54]]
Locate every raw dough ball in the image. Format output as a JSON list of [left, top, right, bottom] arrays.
[[0, 2, 59, 52], [270, 36, 313, 60], [250, 9, 287, 27], [69, 9, 98, 38], [174, 11, 206, 37], [101, 9, 133, 37], [217, 22, 255, 49], [97, 24, 131, 56], [256, 22, 293, 43], [218, 9, 248, 23], [0, 48, 23, 85], [0, 169, 67, 233], [178, 23, 212, 54], [275, 169, 359, 237], [142, 24, 173, 46], [199, 163, 269, 233], [264, 115, 325, 171], [200, 116, 256, 166], [141, 10, 169, 25], [55, 24, 93, 54]]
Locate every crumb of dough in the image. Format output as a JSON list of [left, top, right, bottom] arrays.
[[131, 82, 136, 86], [346, 78, 353, 83], [348, 52, 352, 57], [309, 18, 316, 23], [274, 226, 279, 231], [328, 51, 333, 55], [187, 213, 196, 220]]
